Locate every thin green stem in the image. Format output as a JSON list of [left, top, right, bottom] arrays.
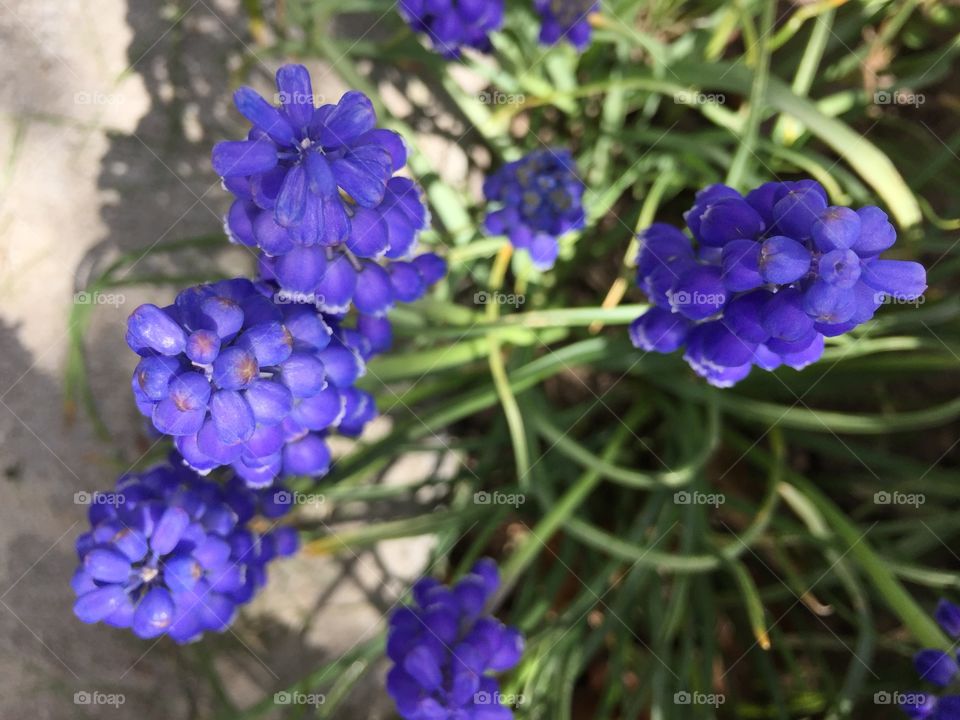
[[486, 245, 532, 486], [726, 0, 776, 189]]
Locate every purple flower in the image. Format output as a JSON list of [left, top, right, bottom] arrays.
[[398, 0, 504, 58], [72, 460, 298, 643], [387, 559, 524, 719], [629, 180, 927, 387], [215, 65, 444, 310], [213, 67, 400, 238], [898, 599, 960, 719], [127, 278, 379, 486], [535, 0, 599, 52], [484, 148, 586, 270]]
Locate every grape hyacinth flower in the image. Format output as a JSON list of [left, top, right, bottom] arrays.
[[387, 559, 524, 719], [898, 599, 960, 718], [72, 460, 298, 643], [484, 148, 586, 270], [398, 0, 504, 58], [214, 65, 443, 309], [629, 180, 927, 387], [127, 278, 375, 487], [535, 0, 599, 51]]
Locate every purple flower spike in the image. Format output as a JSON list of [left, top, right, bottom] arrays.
[[484, 148, 585, 271], [535, 0, 600, 52], [387, 559, 523, 720], [900, 598, 960, 720], [398, 0, 504, 58], [628, 178, 926, 386], [216, 65, 443, 316], [127, 278, 390, 486], [72, 459, 299, 643]]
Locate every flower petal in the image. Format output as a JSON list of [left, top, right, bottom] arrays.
[[275, 164, 308, 228], [132, 586, 175, 639], [210, 390, 256, 445], [275, 64, 315, 129], [127, 304, 186, 356], [282, 434, 331, 476], [345, 205, 390, 258], [914, 649, 959, 688], [74, 586, 129, 623], [233, 87, 296, 145], [353, 262, 395, 316], [211, 140, 277, 177], [243, 379, 293, 426], [860, 259, 927, 300], [330, 144, 392, 208], [150, 506, 191, 555], [320, 91, 377, 146], [83, 548, 131, 583]]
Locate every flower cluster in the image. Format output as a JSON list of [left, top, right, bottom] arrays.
[[629, 180, 927, 386], [127, 278, 375, 487], [214, 65, 442, 313], [398, 0, 504, 58], [535, 0, 599, 51], [387, 559, 524, 719], [484, 148, 586, 270], [72, 460, 298, 643], [84, 68, 453, 649], [900, 599, 960, 718]]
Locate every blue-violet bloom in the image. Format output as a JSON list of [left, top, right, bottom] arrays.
[[72, 460, 298, 642], [214, 65, 443, 307], [899, 598, 960, 719], [127, 278, 377, 487], [387, 559, 524, 719], [629, 180, 927, 387], [484, 148, 586, 271], [398, 0, 504, 58], [535, 0, 599, 51]]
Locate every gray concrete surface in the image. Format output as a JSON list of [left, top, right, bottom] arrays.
[[0, 1, 450, 717]]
